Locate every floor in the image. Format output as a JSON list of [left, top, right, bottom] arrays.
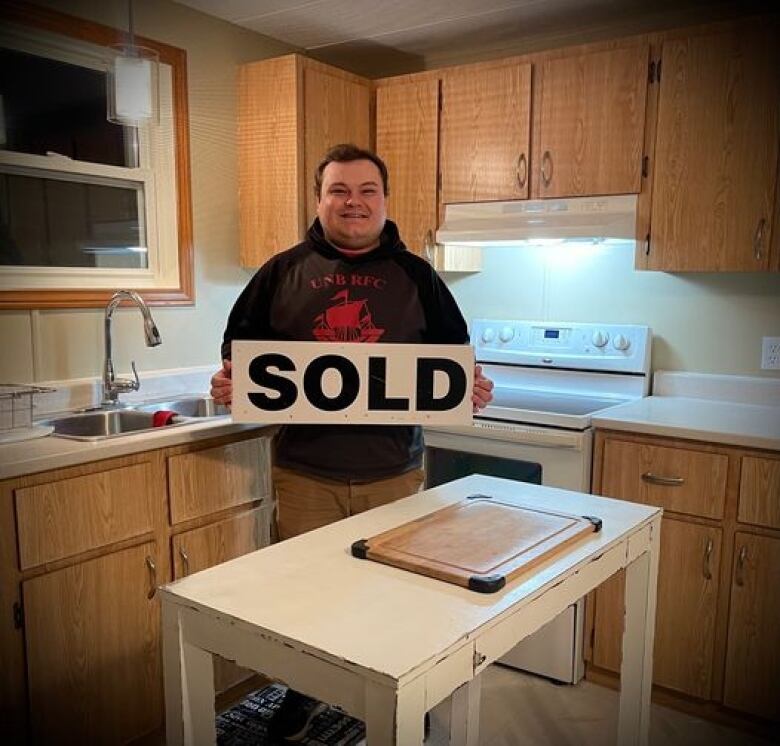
[[425, 665, 776, 746]]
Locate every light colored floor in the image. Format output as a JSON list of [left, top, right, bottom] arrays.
[[426, 664, 775, 746]]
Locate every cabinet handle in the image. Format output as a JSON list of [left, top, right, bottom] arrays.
[[145, 555, 157, 599], [644, 233, 651, 256], [641, 472, 684, 487], [423, 229, 435, 263], [516, 153, 528, 190], [702, 538, 714, 580], [735, 545, 747, 587], [753, 217, 766, 261], [179, 546, 190, 577], [541, 150, 553, 187]]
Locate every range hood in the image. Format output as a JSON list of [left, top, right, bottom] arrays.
[[436, 195, 637, 245]]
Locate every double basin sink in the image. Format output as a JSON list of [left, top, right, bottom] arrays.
[[41, 396, 230, 441]]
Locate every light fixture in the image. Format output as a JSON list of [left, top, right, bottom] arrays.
[[107, 0, 159, 127]]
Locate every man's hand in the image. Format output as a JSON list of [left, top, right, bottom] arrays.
[[210, 359, 233, 407], [472, 364, 494, 413]]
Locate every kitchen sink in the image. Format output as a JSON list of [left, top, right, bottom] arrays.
[[41, 396, 229, 441]]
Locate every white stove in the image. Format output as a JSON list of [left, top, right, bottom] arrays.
[[424, 319, 652, 683]]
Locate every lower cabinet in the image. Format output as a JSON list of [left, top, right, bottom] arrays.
[[172, 507, 271, 693], [23, 541, 163, 745], [723, 532, 780, 720]]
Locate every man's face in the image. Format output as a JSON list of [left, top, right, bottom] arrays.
[[316, 159, 387, 252]]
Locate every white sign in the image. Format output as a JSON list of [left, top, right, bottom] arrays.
[[232, 341, 474, 425]]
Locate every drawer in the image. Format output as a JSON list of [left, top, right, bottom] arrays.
[[15, 463, 154, 570], [738, 456, 780, 529], [601, 439, 727, 519], [168, 437, 271, 524]]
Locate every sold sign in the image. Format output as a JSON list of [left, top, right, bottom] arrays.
[[231, 341, 474, 425]]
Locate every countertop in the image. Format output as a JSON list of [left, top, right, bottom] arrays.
[[0, 418, 274, 481], [592, 396, 780, 452]]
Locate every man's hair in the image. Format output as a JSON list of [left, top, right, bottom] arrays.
[[314, 144, 389, 198]]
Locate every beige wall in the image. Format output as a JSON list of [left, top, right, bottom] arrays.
[[445, 243, 780, 378], [0, 0, 294, 384]]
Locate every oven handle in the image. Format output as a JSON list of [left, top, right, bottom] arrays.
[[428, 423, 584, 450]]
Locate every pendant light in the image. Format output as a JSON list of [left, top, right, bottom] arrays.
[[107, 0, 159, 126]]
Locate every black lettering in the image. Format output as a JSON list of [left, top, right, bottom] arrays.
[[303, 355, 359, 411], [367, 357, 409, 411], [248, 354, 297, 411], [416, 358, 467, 411]]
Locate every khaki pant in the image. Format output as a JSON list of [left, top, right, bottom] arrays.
[[273, 466, 425, 541]]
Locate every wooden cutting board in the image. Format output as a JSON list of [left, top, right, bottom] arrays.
[[351, 494, 601, 593]]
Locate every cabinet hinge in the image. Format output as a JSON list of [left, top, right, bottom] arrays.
[[437, 171, 442, 193], [13, 601, 23, 630], [641, 155, 649, 178], [648, 60, 656, 83]]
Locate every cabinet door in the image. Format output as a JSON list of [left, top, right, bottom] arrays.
[[538, 45, 648, 197], [172, 508, 271, 693], [593, 518, 721, 699], [441, 64, 531, 203], [647, 22, 780, 270], [376, 80, 439, 256], [303, 65, 370, 227], [723, 532, 780, 720], [23, 542, 162, 745]]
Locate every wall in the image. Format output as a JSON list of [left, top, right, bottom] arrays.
[[0, 0, 294, 385], [444, 242, 780, 378]]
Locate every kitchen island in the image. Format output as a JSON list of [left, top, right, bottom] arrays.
[[161, 474, 661, 745]]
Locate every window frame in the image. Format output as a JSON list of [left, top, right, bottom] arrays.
[[0, 0, 194, 309]]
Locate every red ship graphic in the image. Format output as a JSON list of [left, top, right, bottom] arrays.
[[313, 290, 385, 342]]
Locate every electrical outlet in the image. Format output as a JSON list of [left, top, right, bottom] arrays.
[[761, 337, 780, 370]]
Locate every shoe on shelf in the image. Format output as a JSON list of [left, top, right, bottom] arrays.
[[267, 688, 328, 742]]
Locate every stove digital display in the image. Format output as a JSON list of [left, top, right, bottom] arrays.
[[544, 329, 560, 339]]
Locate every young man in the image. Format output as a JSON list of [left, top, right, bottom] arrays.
[[211, 143, 492, 739]]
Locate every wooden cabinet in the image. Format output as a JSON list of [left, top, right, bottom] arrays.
[[723, 532, 780, 720], [238, 54, 370, 266], [0, 431, 273, 744], [376, 79, 440, 256], [536, 45, 648, 198], [440, 63, 532, 204], [640, 19, 780, 271], [23, 542, 163, 745], [589, 430, 780, 728]]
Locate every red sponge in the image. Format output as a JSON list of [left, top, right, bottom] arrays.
[[152, 410, 177, 427]]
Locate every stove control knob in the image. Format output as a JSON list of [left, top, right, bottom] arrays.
[[481, 327, 496, 343], [613, 334, 631, 351], [591, 330, 609, 348], [499, 326, 515, 343]]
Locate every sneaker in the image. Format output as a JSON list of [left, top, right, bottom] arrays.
[[267, 689, 328, 742]]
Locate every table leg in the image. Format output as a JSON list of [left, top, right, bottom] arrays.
[[618, 539, 659, 746], [364, 677, 426, 745], [162, 601, 216, 746], [448, 674, 482, 746]]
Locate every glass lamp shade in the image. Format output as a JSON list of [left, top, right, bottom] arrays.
[[107, 44, 159, 126]]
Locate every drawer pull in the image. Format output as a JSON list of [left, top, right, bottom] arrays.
[[179, 546, 190, 577], [703, 538, 714, 580], [735, 545, 747, 587], [641, 472, 684, 487], [145, 555, 157, 599]]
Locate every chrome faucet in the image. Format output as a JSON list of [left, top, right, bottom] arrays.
[[102, 290, 162, 406]]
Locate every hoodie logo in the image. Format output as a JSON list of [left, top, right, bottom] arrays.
[[313, 290, 385, 343]]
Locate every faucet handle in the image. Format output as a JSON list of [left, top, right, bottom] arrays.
[[129, 361, 141, 391]]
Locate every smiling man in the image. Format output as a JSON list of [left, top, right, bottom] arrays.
[[211, 144, 492, 741]]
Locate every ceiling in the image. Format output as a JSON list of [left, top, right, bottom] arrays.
[[172, 0, 764, 77]]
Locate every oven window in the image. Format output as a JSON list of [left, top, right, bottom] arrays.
[[425, 447, 542, 489]]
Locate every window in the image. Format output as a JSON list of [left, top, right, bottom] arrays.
[[0, 4, 193, 308]]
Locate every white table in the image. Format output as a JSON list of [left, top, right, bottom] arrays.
[[161, 475, 661, 745]]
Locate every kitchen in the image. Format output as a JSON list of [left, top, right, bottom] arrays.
[[1, 0, 779, 744]]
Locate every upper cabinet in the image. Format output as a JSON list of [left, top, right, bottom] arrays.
[[639, 19, 780, 271], [376, 79, 440, 256], [238, 55, 370, 267], [440, 64, 532, 203], [536, 45, 649, 198]]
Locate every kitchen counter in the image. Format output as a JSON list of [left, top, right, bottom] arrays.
[[592, 395, 780, 451], [0, 418, 274, 481]]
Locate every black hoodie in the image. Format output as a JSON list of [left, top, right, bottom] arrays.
[[222, 218, 468, 482]]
